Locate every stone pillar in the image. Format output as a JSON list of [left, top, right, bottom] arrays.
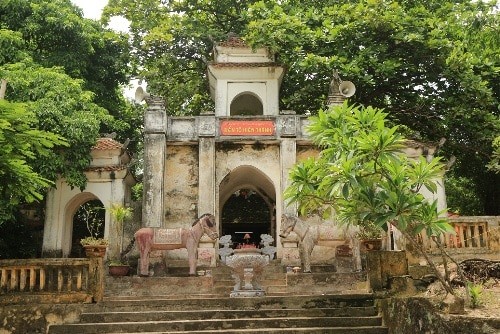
[[197, 116, 216, 216], [197, 116, 217, 267], [142, 97, 166, 228], [280, 123, 299, 265], [279, 117, 298, 215]]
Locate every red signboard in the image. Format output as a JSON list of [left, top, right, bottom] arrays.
[[220, 120, 275, 136]]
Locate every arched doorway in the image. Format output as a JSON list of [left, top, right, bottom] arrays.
[[219, 166, 275, 248], [70, 199, 105, 257]]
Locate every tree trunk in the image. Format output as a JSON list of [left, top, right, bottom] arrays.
[[0, 79, 7, 99], [401, 230, 455, 295]]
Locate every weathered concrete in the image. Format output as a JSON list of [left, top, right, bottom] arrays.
[[104, 276, 215, 297], [47, 293, 385, 334], [164, 145, 199, 225], [367, 251, 408, 291], [286, 271, 368, 294], [0, 303, 89, 334], [379, 297, 500, 334]]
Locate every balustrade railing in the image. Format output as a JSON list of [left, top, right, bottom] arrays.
[[419, 216, 499, 251], [0, 258, 104, 304]]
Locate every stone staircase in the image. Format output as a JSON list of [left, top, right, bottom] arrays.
[[48, 293, 388, 333], [48, 262, 387, 333], [103, 260, 368, 297]]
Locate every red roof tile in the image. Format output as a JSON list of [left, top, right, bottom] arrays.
[[210, 62, 280, 68], [93, 138, 123, 150], [218, 37, 247, 48], [86, 165, 127, 172]]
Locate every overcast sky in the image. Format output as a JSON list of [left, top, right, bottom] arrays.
[[70, 0, 139, 97], [71, 0, 129, 32]]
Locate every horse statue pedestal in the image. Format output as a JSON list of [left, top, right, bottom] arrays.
[[225, 248, 269, 297]]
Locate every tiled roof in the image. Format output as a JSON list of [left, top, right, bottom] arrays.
[[210, 62, 280, 68], [86, 165, 127, 172], [93, 138, 123, 150], [218, 37, 247, 48]]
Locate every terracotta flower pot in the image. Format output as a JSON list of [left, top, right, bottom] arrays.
[[83, 244, 107, 257], [108, 265, 130, 277]]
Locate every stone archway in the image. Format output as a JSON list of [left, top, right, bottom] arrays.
[[219, 166, 276, 247], [63, 192, 105, 258], [42, 138, 135, 258]]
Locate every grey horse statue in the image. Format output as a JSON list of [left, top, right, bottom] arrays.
[[135, 213, 218, 276], [279, 214, 318, 273]]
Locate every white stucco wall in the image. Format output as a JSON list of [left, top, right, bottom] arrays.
[[42, 174, 132, 257]]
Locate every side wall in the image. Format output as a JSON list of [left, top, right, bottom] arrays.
[[164, 145, 200, 227]]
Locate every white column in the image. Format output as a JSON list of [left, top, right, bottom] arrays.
[[142, 97, 166, 227]]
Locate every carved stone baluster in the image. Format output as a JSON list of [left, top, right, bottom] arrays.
[[10, 269, 18, 291], [458, 224, 465, 248], [473, 224, 480, 248], [57, 268, 63, 292], [67, 270, 73, 292], [482, 223, 488, 248], [30, 268, 36, 291], [20, 268, 27, 291], [76, 267, 82, 291], [467, 225, 473, 248], [1, 268, 7, 290], [39, 268, 46, 291]]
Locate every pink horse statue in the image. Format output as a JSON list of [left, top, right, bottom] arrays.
[[135, 213, 218, 276]]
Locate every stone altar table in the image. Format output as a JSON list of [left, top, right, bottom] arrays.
[[225, 248, 269, 297]]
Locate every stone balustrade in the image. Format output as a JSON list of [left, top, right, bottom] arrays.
[[419, 216, 500, 252], [0, 258, 104, 304]]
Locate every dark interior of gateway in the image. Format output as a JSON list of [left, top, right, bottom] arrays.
[[221, 189, 272, 248], [70, 199, 105, 258]]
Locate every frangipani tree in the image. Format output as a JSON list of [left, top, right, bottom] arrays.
[[284, 102, 456, 294]]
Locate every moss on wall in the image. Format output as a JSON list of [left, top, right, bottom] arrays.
[[164, 145, 199, 225], [379, 297, 500, 334], [0, 303, 88, 334]]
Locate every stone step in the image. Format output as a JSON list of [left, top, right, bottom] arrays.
[[265, 285, 288, 294], [48, 292, 386, 334], [97, 294, 376, 312], [285, 271, 368, 294], [100, 328, 387, 334], [285, 265, 337, 273], [48, 316, 384, 333], [104, 269, 366, 298], [79, 306, 379, 323], [212, 285, 288, 296], [213, 278, 287, 288]]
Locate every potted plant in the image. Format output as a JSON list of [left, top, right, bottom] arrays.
[[356, 221, 384, 251], [79, 203, 108, 257], [107, 203, 133, 276]]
